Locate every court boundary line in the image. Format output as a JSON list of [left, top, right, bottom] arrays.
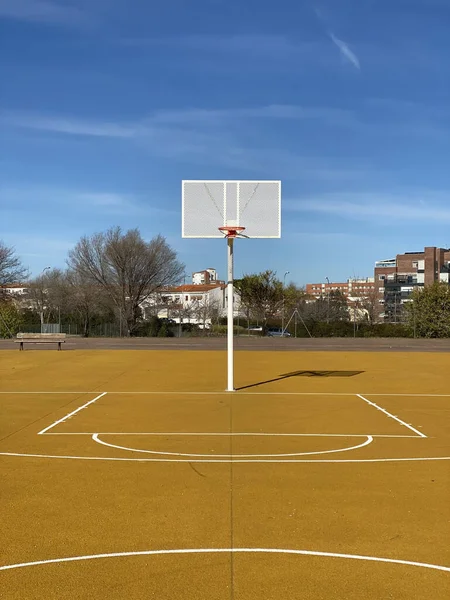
[[2, 391, 450, 396], [1, 547, 449, 573], [91, 433, 374, 458], [34, 391, 429, 439], [37, 392, 107, 435], [42, 432, 421, 438], [356, 394, 426, 438], [1, 451, 448, 463]]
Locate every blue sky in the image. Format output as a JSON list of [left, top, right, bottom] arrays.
[[1, 0, 450, 286]]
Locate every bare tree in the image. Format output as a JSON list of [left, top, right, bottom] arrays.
[[302, 290, 349, 324], [26, 269, 69, 330], [193, 295, 222, 331], [66, 270, 112, 337], [359, 287, 382, 325], [67, 227, 184, 335], [26, 275, 50, 330], [0, 241, 28, 286]]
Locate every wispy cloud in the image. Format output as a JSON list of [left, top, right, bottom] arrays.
[[4, 101, 446, 145], [121, 33, 332, 71], [0, 104, 356, 137], [0, 0, 86, 26], [149, 104, 355, 128], [0, 111, 135, 138], [329, 32, 361, 70], [123, 33, 312, 56], [0, 106, 369, 178], [312, 3, 361, 70], [287, 192, 450, 222], [0, 185, 177, 218], [0, 233, 75, 261]]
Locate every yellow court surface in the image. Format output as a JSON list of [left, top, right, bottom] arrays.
[[1, 349, 449, 599]]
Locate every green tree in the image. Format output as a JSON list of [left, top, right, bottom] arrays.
[[283, 283, 307, 315], [404, 282, 450, 338], [0, 300, 24, 338], [235, 270, 283, 328]]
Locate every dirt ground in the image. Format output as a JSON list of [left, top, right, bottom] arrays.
[[1, 348, 449, 598]]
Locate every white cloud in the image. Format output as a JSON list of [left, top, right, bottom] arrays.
[[0, 0, 85, 25], [287, 192, 450, 222], [329, 32, 361, 70], [150, 104, 354, 125], [0, 111, 135, 138], [1, 103, 356, 138], [122, 34, 322, 64], [0, 185, 177, 218], [0, 107, 369, 178]]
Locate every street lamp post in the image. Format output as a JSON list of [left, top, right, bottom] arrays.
[[40, 266, 51, 333], [282, 271, 290, 334], [325, 277, 330, 324]]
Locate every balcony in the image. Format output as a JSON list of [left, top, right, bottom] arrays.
[[375, 260, 396, 268], [384, 275, 417, 286]]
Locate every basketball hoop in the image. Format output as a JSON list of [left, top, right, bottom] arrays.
[[182, 180, 281, 391], [218, 226, 246, 238]]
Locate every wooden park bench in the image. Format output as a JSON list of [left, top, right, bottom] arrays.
[[15, 332, 67, 351]]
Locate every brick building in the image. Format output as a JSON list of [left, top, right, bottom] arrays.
[[306, 278, 376, 322], [374, 247, 450, 322], [306, 278, 375, 303]]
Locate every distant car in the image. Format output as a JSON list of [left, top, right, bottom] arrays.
[[266, 328, 291, 337]]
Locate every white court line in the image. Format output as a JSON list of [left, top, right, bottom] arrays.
[[356, 394, 426, 438], [92, 433, 373, 458], [2, 392, 450, 397], [37, 392, 107, 435], [42, 432, 420, 438], [1, 451, 449, 463], [364, 394, 450, 397], [1, 547, 449, 573]]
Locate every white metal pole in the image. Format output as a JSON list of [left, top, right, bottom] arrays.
[[227, 237, 235, 391]]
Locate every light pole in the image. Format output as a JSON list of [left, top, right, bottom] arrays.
[[325, 277, 330, 324], [282, 271, 290, 333], [40, 266, 51, 333]]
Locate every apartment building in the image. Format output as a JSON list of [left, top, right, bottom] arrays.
[[374, 246, 450, 322], [192, 268, 220, 285], [306, 278, 375, 301]]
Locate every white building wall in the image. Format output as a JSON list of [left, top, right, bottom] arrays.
[[142, 285, 230, 327]]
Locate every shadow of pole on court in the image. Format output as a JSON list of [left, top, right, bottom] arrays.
[[236, 370, 364, 391]]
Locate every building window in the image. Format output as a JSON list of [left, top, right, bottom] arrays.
[[412, 261, 418, 268], [378, 275, 385, 281]]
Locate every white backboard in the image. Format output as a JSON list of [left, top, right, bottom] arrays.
[[182, 180, 281, 238]]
